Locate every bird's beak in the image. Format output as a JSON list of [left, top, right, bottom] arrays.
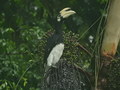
[[61, 10, 76, 19], [60, 7, 76, 18], [57, 7, 76, 22]]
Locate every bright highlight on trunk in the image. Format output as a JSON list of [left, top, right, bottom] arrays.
[[101, 0, 120, 59]]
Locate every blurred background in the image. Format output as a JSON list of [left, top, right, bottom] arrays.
[[0, 0, 109, 90]]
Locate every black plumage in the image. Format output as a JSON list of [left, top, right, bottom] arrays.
[[44, 7, 76, 70]]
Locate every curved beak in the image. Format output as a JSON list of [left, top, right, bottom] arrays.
[[57, 7, 76, 22], [60, 7, 76, 18]]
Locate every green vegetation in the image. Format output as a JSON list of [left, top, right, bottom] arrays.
[[1, 0, 120, 90]]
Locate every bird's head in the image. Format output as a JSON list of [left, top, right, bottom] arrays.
[[57, 7, 76, 22]]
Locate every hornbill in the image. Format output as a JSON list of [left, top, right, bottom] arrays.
[[44, 7, 76, 71]]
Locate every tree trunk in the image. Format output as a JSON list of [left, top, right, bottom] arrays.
[[99, 0, 120, 90], [101, 0, 120, 59]]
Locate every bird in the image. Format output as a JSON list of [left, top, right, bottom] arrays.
[[44, 7, 76, 71]]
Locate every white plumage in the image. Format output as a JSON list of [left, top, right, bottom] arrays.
[[44, 7, 75, 71], [47, 43, 64, 67]]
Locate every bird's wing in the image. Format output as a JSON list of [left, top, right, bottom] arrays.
[[44, 34, 58, 64]]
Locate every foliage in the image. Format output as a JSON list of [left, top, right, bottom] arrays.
[[108, 59, 120, 90], [96, 0, 108, 4], [0, 0, 115, 90], [39, 30, 80, 64]]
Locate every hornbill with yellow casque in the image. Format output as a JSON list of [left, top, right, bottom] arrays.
[[44, 7, 76, 71]]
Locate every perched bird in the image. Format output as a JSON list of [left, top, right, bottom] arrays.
[[44, 7, 76, 71]]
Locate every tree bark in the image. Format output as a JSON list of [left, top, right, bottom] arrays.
[[99, 0, 120, 90], [101, 0, 120, 59]]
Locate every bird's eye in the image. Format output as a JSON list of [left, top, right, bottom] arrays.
[[57, 14, 61, 17], [57, 14, 62, 22]]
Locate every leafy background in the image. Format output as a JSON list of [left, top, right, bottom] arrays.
[[0, 0, 116, 90]]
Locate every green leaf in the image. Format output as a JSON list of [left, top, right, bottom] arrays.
[[23, 78, 27, 86]]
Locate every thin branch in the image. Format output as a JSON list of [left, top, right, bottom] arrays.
[[77, 42, 93, 57], [74, 64, 92, 76]]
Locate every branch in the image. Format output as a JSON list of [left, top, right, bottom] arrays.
[[77, 42, 92, 57]]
